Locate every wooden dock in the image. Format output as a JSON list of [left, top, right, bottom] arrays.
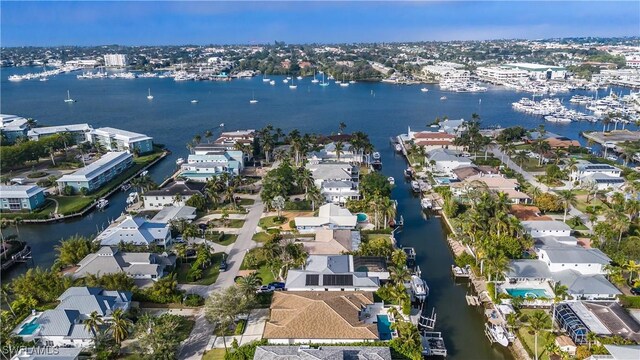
[[465, 294, 481, 306]]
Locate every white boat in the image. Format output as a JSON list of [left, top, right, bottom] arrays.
[[388, 177, 395, 185], [289, 79, 297, 89], [286, 76, 292, 80], [269, 80, 276, 85], [311, 71, 319, 83], [440, 96, 447, 101], [176, 158, 185, 166], [421, 198, 433, 210], [64, 90, 75, 103], [319, 72, 329, 87], [39, 77, 49, 82], [420, 88, 429, 92], [262, 75, 271, 82], [126, 192, 139, 205], [372, 152, 381, 160], [296, 76, 303, 80], [147, 88, 153, 100], [395, 143, 402, 152], [8, 75, 22, 82], [219, 123, 225, 127], [140, 170, 149, 177], [411, 181, 421, 193], [250, 91, 258, 103], [486, 324, 510, 347], [191, 100, 198, 103], [349, 80, 356, 84], [410, 275, 429, 301], [283, 79, 289, 84], [96, 198, 109, 210], [339, 75, 349, 87], [120, 183, 131, 192]]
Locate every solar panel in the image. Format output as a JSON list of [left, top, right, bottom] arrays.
[[323, 274, 353, 286], [305, 274, 319, 286]]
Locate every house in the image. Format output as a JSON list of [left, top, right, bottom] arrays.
[[555, 302, 640, 345], [150, 205, 197, 224], [91, 127, 154, 154], [439, 119, 466, 135], [28, 124, 93, 143], [253, 346, 392, 360], [581, 173, 626, 191], [306, 142, 362, 164], [94, 215, 172, 247], [295, 204, 358, 233], [409, 130, 458, 151], [521, 220, 572, 237], [73, 246, 176, 284], [451, 165, 498, 181], [555, 335, 577, 356], [320, 180, 360, 205], [585, 345, 640, 360], [306, 163, 359, 187], [427, 148, 472, 176], [263, 291, 380, 344], [301, 229, 361, 255], [141, 180, 205, 210], [457, 174, 532, 204], [214, 129, 255, 148], [535, 236, 611, 275], [180, 149, 244, 181], [56, 151, 133, 193], [0, 185, 46, 211], [0, 114, 30, 143], [13, 287, 131, 348], [285, 255, 388, 291], [11, 347, 82, 360], [570, 162, 623, 184]]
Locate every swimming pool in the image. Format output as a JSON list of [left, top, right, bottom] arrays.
[[356, 213, 368, 223], [18, 318, 40, 335], [506, 288, 549, 298], [377, 315, 393, 340], [434, 177, 451, 185]]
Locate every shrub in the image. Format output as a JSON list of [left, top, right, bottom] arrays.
[[183, 294, 204, 307], [62, 185, 75, 196], [536, 192, 563, 212], [619, 295, 640, 309], [288, 220, 296, 229], [234, 319, 246, 335], [27, 171, 47, 179], [455, 252, 475, 268], [80, 187, 89, 196], [284, 200, 312, 211]]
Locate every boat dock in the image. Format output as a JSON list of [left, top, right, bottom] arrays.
[[0, 243, 32, 271], [465, 294, 481, 306], [421, 331, 448, 357], [452, 264, 471, 278]]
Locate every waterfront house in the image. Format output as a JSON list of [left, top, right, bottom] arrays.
[[439, 119, 466, 135], [521, 220, 572, 237], [28, 123, 93, 143], [307, 142, 362, 164], [253, 346, 392, 360], [150, 205, 197, 224], [263, 291, 381, 344], [141, 180, 205, 210], [451, 165, 498, 181], [284, 254, 388, 291], [319, 180, 360, 205], [0, 114, 29, 143], [13, 286, 131, 348], [180, 149, 244, 181], [94, 215, 172, 247], [570, 162, 623, 184], [301, 228, 361, 255], [73, 246, 175, 285], [91, 127, 154, 154], [214, 129, 255, 148], [555, 302, 640, 345], [306, 163, 359, 187], [426, 148, 473, 177], [409, 130, 458, 152], [294, 203, 357, 233], [0, 185, 46, 212], [56, 151, 133, 193]]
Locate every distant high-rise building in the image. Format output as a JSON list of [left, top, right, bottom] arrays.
[[104, 54, 127, 67]]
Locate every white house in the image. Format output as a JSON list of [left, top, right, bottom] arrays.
[[91, 127, 154, 154], [427, 148, 472, 176], [56, 151, 133, 193], [307, 163, 359, 188], [27, 123, 93, 143], [295, 203, 357, 233], [581, 173, 626, 191], [180, 149, 244, 181], [521, 220, 572, 237], [320, 180, 360, 205], [307, 142, 362, 164], [94, 215, 172, 247], [141, 180, 205, 210], [285, 255, 388, 291], [570, 163, 623, 184]]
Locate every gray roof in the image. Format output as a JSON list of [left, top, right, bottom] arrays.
[[57, 151, 131, 183], [253, 346, 392, 360], [604, 345, 640, 360], [306, 255, 352, 273], [96, 216, 170, 246], [321, 180, 356, 189], [506, 260, 552, 279], [151, 206, 197, 223], [521, 220, 571, 233], [583, 173, 625, 184], [74, 247, 175, 279], [538, 238, 611, 265], [307, 163, 355, 181], [143, 181, 205, 197], [285, 270, 380, 290], [36, 309, 91, 338], [552, 270, 621, 296], [0, 185, 44, 199], [12, 347, 82, 360], [427, 148, 472, 164]]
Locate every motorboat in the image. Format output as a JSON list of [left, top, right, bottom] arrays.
[[411, 180, 421, 193], [289, 84, 297, 89], [219, 123, 225, 127], [250, 99, 258, 104], [283, 79, 289, 84], [176, 158, 185, 166], [410, 275, 429, 301], [420, 88, 429, 92], [440, 96, 447, 101], [140, 170, 149, 177], [191, 100, 198, 103], [126, 192, 139, 205], [96, 198, 109, 210], [404, 167, 414, 178], [39, 77, 49, 82], [395, 143, 402, 152], [269, 80, 276, 85], [147, 88, 154, 100], [120, 183, 131, 192], [388, 177, 395, 185], [349, 80, 356, 84], [486, 324, 510, 347], [421, 198, 432, 210], [296, 76, 303, 80], [372, 152, 381, 161]]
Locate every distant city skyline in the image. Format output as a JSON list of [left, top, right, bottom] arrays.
[[1, 1, 639, 47]]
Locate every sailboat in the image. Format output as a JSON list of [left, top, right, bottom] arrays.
[[289, 78, 297, 89], [250, 91, 258, 104], [319, 72, 329, 87], [340, 75, 349, 87], [262, 73, 270, 82], [147, 88, 154, 100], [311, 70, 319, 83], [64, 90, 75, 103]]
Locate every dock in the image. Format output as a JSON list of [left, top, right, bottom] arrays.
[[452, 264, 471, 278], [421, 331, 448, 357], [0, 243, 31, 271], [465, 294, 481, 306]]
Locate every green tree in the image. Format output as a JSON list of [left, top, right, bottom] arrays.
[[528, 311, 550, 360], [205, 286, 253, 351], [84, 311, 104, 339], [54, 235, 95, 269], [109, 308, 132, 344], [557, 190, 577, 222]]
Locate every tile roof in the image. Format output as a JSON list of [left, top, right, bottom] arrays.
[[253, 346, 392, 360]]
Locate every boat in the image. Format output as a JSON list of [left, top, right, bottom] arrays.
[[421, 198, 433, 210], [262, 74, 271, 82], [250, 91, 258, 103], [140, 170, 149, 177], [319, 72, 329, 87], [421, 331, 447, 356], [372, 152, 381, 160], [440, 96, 447, 101], [219, 123, 225, 127], [395, 143, 402, 152], [191, 99, 198, 103], [120, 183, 131, 192], [176, 158, 185, 166], [286, 76, 292, 80], [349, 80, 356, 84], [39, 77, 49, 82], [64, 90, 75, 103], [388, 177, 395, 185], [420, 88, 429, 92], [283, 79, 289, 84], [289, 79, 297, 89], [296, 76, 303, 80], [96, 198, 109, 210], [269, 80, 276, 85], [147, 88, 153, 100], [411, 180, 421, 193], [311, 71, 319, 83], [485, 324, 510, 347], [126, 192, 139, 205], [340, 75, 349, 87], [404, 167, 414, 178], [410, 275, 429, 301]]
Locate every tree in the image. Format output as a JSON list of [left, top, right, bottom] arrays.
[[528, 311, 550, 360], [557, 190, 577, 222], [552, 282, 568, 327], [109, 308, 132, 344], [305, 185, 324, 211], [271, 195, 286, 220], [205, 286, 253, 351], [236, 272, 261, 298], [185, 193, 206, 211], [54, 235, 94, 269], [334, 140, 344, 161], [535, 193, 563, 213], [84, 311, 104, 339], [338, 121, 347, 134]]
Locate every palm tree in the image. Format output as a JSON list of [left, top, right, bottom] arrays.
[[528, 311, 550, 360], [557, 190, 577, 222], [237, 272, 261, 298], [193, 134, 202, 145], [606, 209, 630, 248], [334, 140, 344, 161], [625, 199, 640, 220], [338, 121, 347, 134], [624, 260, 640, 284], [586, 331, 598, 351], [204, 130, 213, 143], [389, 266, 411, 284], [551, 282, 568, 327], [514, 151, 529, 168], [305, 185, 324, 211], [84, 311, 104, 339], [109, 308, 132, 344]]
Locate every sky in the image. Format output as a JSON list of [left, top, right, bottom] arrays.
[[1, 1, 639, 46]]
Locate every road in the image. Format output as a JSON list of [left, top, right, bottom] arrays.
[[177, 197, 264, 360], [489, 145, 592, 230]]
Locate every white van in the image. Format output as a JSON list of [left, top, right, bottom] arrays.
[[10, 178, 26, 185]]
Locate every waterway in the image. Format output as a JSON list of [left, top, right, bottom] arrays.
[[1, 68, 636, 358]]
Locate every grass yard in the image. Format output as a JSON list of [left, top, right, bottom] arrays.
[[53, 195, 94, 214], [239, 251, 276, 284], [236, 198, 255, 206], [364, 233, 392, 243], [205, 232, 238, 246], [259, 215, 287, 229], [175, 252, 225, 285], [511, 157, 546, 172], [517, 327, 553, 360], [252, 231, 272, 243], [208, 218, 245, 228], [202, 349, 226, 360]]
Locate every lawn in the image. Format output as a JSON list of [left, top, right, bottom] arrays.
[[517, 327, 552, 360], [511, 157, 546, 172], [236, 198, 255, 206], [53, 195, 94, 214], [258, 215, 287, 229], [175, 252, 225, 285], [364, 233, 392, 243], [252, 231, 271, 243], [208, 219, 245, 228], [239, 251, 276, 285], [205, 232, 238, 246], [202, 349, 226, 360]]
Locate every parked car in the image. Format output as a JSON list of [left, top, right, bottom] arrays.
[[631, 287, 640, 296], [257, 285, 275, 294], [219, 255, 228, 272], [174, 236, 185, 243], [268, 282, 285, 290], [185, 249, 196, 257]]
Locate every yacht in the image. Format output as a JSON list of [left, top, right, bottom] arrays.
[[349, 79, 356, 84], [411, 180, 421, 193], [283, 78, 289, 84], [420, 88, 429, 92], [8, 75, 22, 82], [176, 158, 185, 166], [296, 76, 303, 80], [410, 275, 429, 301], [191, 100, 198, 103], [126, 192, 139, 205], [64, 90, 75, 103], [219, 123, 225, 127], [319, 72, 329, 87], [286, 76, 292, 80], [250, 92, 258, 103], [486, 324, 510, 347], [421, 198, 433, 210], [120, 183, 131, 191], [269, 80, 276, 85], [388, 177, 395, 185], [404, 167, 414, 178], [395, 143, 402, 152], [96, 198, 109, 210], [147, 88, 154, 100], [440, 96, 447, 101], [262, 74, 271, 82], [372, 152, 381, 161], [311, 71, 319, 83], [340, 75, 349, 87], [289, 79, 297, 89]]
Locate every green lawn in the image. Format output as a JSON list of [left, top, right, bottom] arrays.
[[259, 216, 287, 229], [208, 219, 245, 228], [237, 198, 255, 206], [202, 349, 226, 360], [175, 253, 225, 285], [364, 233, 392, 243], [252, 231, 271, 243], [517, 327, 552, 360], [53, 195, 94, 214], [511, 157, 546, 172], [239, 252, 276, 284], [205, 232, 238, 246]]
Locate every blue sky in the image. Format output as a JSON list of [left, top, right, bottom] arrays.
[[2, 1, 639, 46]]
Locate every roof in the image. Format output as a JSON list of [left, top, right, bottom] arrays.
[[465, 174, 519, 190], [285, 270, 380, 290], [0, 114, 29, 131], [521, 220, 571, 233], [57, 151, 132, 183], [307, 163, 355, 181], [253, 346, 392, 360], [0, 185, 44, 199], [263, 292, 379, 340], [413, 131, 456, 140], [220, 129, 255, 138], [576, 163, 622, 172], [510, 205, 553, 221], [36, 309, 90, 337], [28, 124, 91, 136], [552, 270, 621, 296], [74, 246, 175, 278], [91, 127, 152, 142], [12, 347, 82, 360], [427, 148, 472, 164], [583, 173, 626, 184], [583, 303, 640, 341], [295, 204, 357, 228], [151, 205, 197, 223], [143, 181, 205, 197], [538, 238, 611, 265], [504, 62, 565, 71], [604, 345, 640, 360], [95, 216, 170, 246], [303, 229, 357, 255], [506, 260, 552, 279]]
